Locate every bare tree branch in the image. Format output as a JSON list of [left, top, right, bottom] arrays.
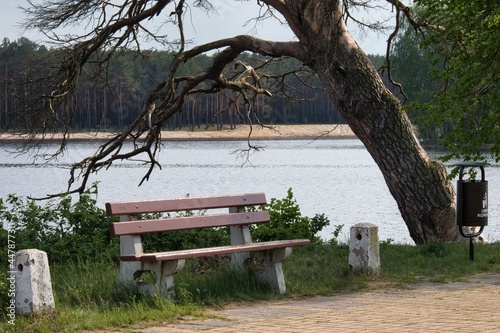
[[28, 37, 302, 198], [386, 0, 444, 32], [384, 3, 408, 100]]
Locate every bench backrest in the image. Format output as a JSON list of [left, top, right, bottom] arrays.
[[107, 193, 269, 237]]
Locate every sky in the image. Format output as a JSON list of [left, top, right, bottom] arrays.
[[1, 0, 391, 55]]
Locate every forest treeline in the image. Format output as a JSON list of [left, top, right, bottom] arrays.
[[0, 37, 389, 132]]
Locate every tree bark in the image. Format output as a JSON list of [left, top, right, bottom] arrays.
[[281, 0, 460, 243]]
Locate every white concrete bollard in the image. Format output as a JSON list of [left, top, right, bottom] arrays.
[[349, 223, 381, 275], [15, 249, 55, 315]]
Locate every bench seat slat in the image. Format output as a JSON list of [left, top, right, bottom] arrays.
[[121, 239, 311, 262], [106, 193, 267, 216], [109, 211, 270, 236]]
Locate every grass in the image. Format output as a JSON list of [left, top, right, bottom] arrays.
[[4, 260, 202, 333], [2, 241, 500, 333]]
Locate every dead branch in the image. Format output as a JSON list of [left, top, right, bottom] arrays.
[[384, 3, 408, 100]]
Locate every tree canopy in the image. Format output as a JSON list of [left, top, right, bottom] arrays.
[[411, 0, 500, 163]]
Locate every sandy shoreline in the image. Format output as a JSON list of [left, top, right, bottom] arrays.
[[0, 124, 356, 141]]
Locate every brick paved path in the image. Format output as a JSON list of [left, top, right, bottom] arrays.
[[136, 274, 499, 333]]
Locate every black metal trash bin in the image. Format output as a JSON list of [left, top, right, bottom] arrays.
[[457, 180, 488, 227], [455, 162, 489, 261]]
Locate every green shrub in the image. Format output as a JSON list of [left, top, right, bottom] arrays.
[[143, 228, 230, 252], [251, 188, 330, 243], [0, 183, 118, 263], [140, 209, 230, 252], [0, 186, 329, 267], [0, 271, 11, 320], [144, 189, 330, 251]]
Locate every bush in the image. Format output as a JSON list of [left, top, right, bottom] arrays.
[[0, 271, 11, 320], [144, 189, 330, 251], [0, 183, 118, 263], [140, 208, 230, 252], [143, 225, 229, 252], [251, 188, 330, 243], [0, 186, 330, 267]]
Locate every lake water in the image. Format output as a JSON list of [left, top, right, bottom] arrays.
[[1, 139, 498, 244]]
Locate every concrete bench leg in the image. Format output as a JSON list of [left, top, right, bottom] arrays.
[[230, 252, 251, 272], [120, 260, 184, 298], [119, 261, 142, 286], [255, 247, 293, 294], [159, 260, 185, 298], [119, 262, 157, 296], [142, 260, 185, 298]]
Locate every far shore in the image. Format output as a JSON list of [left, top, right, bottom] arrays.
[[0, 124, 356, 142]]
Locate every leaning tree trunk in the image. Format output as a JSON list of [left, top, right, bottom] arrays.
[[291, 1, 460, 243]]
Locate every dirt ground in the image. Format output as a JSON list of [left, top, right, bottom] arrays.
[[0, 124, 356, 141]]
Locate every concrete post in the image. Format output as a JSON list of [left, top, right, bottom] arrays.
[[15, 249, 55, 315], [349, 223, 381, 275]]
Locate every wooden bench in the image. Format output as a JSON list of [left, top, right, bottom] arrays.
[[106, 193, 310, 297]]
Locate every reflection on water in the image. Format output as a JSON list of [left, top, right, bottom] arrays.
[[1, 139, 498, 244]]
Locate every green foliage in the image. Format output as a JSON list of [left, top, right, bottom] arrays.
[[367, 54, 386, 69], [0, 271, 11, 320], [174, 283, 195, 305], [138, 209, 229, 252], [251, 188, 330, 243], [283, 242, 361, 295], [0, 183, 118, 263], [390, 7, 443, 144], [391, 1, 500, 157], [328, 224, 345, 246], [419, 240, 449, 258], [51, 260, 134, 308], [142, 226, 229, 252], [391, 9, 437, 103], [0, 257, 201, 332], [0, 185, 329, 268], [412, 0, 500, 162], [380, 242, 500, 282], [143, 189, 330, 251]]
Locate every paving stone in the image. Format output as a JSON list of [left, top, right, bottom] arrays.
[[134, 273, 500, 333]]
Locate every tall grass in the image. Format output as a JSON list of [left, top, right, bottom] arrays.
[[3, 260, 201, 333], [379, 241, 500, 282], [2, 241, 500, 333]]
